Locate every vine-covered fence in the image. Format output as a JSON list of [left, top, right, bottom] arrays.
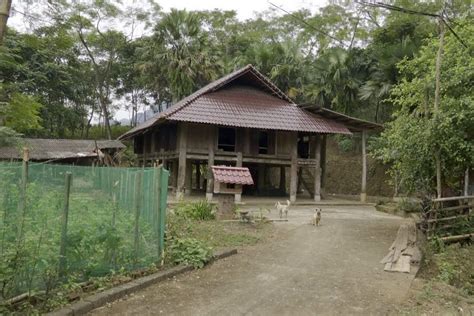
[[0, 160, 169, 301]]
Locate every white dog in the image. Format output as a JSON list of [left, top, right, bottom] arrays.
[[275, 200, 291, 219]]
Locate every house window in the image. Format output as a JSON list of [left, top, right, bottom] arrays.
[[258, 130, 275, 155], [259, 131, 269, 154], [218, 127, 236, 152], [134, 135, 144, 154]]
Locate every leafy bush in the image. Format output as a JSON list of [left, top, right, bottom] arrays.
[[397, 198, 421, 212], [168, 238, 213, 268], [175, 200, 215, 221], [423, 241, 474, 295], [335, 135, 354, 152]]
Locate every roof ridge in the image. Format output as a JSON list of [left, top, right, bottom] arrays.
[[120, 64, 294, 139]]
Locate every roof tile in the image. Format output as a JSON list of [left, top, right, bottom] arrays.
[[211, 166, 254, 185]]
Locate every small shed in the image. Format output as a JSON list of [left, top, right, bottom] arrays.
[[0, 138, 125, 165], [211, 166, 254, 218]]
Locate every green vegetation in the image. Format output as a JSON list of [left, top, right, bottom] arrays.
[[397, 242, 474, 314], [166, 202, 273, 268], [168, 238, 213, 269], [0, 163, 167, 312], [174, 200, 216, 221], [0, 1, 471, 140], [372, 20, 473, 195]]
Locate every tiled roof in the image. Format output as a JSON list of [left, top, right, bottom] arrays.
[[168, 85, 350, 134], [211, 166, 254, 185], [119, 64, 351, 139], [0, 139, 125, 160]]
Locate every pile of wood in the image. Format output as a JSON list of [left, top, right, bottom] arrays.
[[381, 223, 421, 273]]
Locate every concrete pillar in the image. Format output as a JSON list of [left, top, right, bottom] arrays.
[[361, 130, 367, 202], [290, 133, 298, 203], [235, 152, 243, 203], [176, 123, 187, 199], [313, 134, 322, 201], [206, 133, 215, 201]]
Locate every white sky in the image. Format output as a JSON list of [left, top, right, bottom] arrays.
[[157, 0, 329, 19], [9, 0, 330, 121]]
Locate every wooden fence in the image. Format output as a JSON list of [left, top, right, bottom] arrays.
[[419, 196, 473, 242]]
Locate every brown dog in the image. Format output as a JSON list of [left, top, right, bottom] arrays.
[[312, 208, 322, 226]]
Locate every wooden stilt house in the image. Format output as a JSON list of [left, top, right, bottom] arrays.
[[119, 65, 381, 202]]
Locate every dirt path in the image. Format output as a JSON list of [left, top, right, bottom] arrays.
[[90, 205, 416, 315]]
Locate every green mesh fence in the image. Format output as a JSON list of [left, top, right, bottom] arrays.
[[0, 162, 169, 301]]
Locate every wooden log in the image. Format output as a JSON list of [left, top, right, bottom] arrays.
[[435, 204, 473, 212], [384, 255, 411, 273], [438, 233, 473, 242], [380, 249, 395, 264], [426, 214, 470, 223], [392, 224, 408, 262], [432, 195, 474, 203]]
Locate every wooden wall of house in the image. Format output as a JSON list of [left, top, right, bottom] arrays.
[[135, 121, 296, 159], [186, 123, 214, 152], [134, 123, 178, 154], [276, 131, 294, 156]]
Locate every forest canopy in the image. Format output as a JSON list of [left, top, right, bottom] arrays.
[[0, 0, 472, 195]]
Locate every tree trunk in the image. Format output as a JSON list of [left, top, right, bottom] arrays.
[[99, 92, 112, 140], [0, 0, 12, 45], [434, 17, 445, 198], [85, 109, 94, 138]]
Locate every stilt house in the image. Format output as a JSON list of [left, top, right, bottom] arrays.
[[119, 65, 381, 202]]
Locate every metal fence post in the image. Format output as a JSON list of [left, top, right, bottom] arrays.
[[59, 172, 72, 278], [133, 171, 143, 265], [159, 168, 169, 265], [16, 147, 29, 241]]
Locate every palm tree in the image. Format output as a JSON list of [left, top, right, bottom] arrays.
[[306, 48, 360, 114], [142, 9, 221, 105]]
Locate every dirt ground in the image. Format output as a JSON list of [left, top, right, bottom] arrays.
[[90, 204, 416, 315]]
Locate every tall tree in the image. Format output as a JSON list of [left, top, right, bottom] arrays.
[[141, 9, 221, 106], [0, 0, 12, 45]]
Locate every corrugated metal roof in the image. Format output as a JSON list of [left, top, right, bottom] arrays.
[[302, 106, 383, 131], [0, 138, 125, 160], [119, 64, 351, 139], [211, 166, 254, 185]]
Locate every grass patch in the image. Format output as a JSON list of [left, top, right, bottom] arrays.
[[397, 241, 474, 314], [167, 211, 273, 249]]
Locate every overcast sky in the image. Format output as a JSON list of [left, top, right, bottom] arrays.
[[156, 0, 329, 19]]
